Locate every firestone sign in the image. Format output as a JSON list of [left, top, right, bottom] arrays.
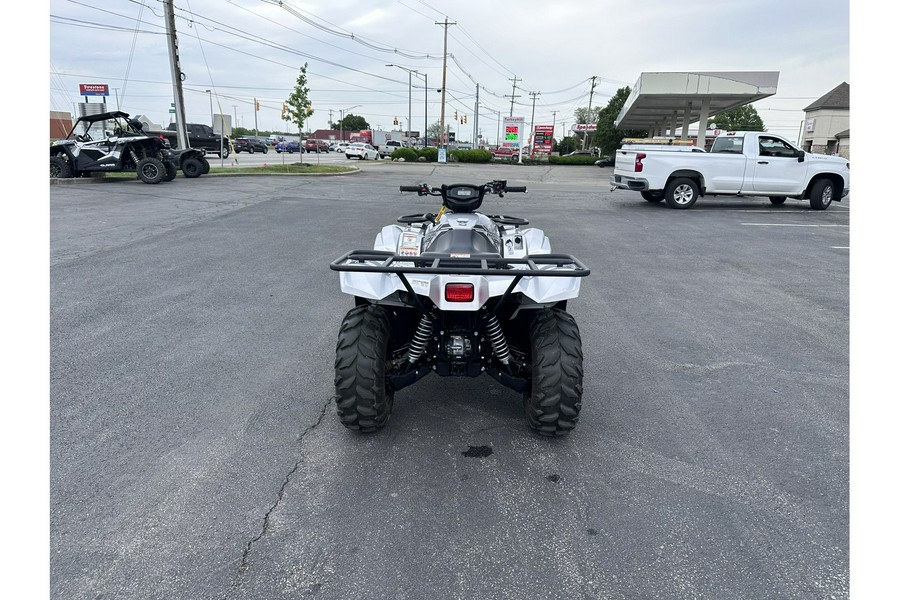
[[79, 84, 109, 97]]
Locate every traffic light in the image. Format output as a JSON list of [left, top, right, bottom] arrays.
[[454, 110, 458, 121], [281, 103, 287, 119], [393, 116, 398, 125], [255, 100, 260, 111], [462, 115, 467, 124]]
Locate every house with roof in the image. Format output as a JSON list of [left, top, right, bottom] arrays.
[[801, 82, 849, 158]]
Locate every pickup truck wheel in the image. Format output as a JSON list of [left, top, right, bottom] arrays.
[[50, 156, 73, 179], [136, 157, 165, 184], [334, 305, 394, 433], [641, 191, 664, 203], [769, 196, 787, 205], [181, 157, 203, 178], [524, 308, 583, 436], [222, 148, 230, 159], [248, 147, 254, 154], [809, 179, 834, 210], [665, 177, 699, 209]]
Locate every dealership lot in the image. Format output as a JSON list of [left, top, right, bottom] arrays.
[[50, 163, 849, 599]]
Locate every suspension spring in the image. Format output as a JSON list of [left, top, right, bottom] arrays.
[[407, 315, 434, 363], [482, 313, 510, 364]]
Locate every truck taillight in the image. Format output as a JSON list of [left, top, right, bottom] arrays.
[[445, 283, 475, 302], [635, 152, 646, 173]]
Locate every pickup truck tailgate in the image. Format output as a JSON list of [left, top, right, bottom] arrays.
[[615, 149, 638, 174]]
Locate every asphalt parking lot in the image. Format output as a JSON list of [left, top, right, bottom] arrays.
[[50, 162, 849, 599]]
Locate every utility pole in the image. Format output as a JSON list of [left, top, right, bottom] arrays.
[[253, 97, 259, 136], [163, 0, 188, 150], [474, 83, 479, 147], [435, 18, 456, 149], [583, 76, 598, 150], [529, 91, 540, 156], [551, 110, 558, 150], [506, 76, 521, 117]]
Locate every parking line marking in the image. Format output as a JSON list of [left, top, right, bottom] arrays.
[[740, 223, 849, 228], [831, 246, 850, 249]]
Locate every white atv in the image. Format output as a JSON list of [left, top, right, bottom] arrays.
[[330, 180, 590, 436]]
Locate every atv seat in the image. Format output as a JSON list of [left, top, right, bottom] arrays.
[[421, 228, 500, 258]]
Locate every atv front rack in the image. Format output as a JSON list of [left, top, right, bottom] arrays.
[[330, 250, 590, 277]]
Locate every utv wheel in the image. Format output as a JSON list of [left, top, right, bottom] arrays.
[[50, 156, 73, 179], [769, 196, 787, 205], [665, 177, 699, 209], [809, 179, 834, 210], [182, 157, 203, 178], [199, 157, 211, 174], [136, 157, 165, 184], [163, 160, 178, 181], [524, 308, 583, 436], [334, 305, 394, 432], [641, 190, 664, 203]]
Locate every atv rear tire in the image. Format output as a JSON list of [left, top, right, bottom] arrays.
[[524, 308, 583, 436], [163, 161, 177, 181], [136, 157, 165, 184], [182, 157, 203, 178], [50, 156, 73, 179], [334, 305, 394, 432]]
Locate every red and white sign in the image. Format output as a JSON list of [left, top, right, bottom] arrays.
[[570, 123, 597, 132], [533, 125, 554, 154], [79, 83, 109, 96]]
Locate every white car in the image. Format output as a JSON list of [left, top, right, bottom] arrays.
[[345, 143, 379, 160], [330, 142, 349, 153]]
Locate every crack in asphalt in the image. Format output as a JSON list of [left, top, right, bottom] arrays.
[[223, 395, 334, 599]]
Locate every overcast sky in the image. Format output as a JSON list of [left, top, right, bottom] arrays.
[[48, 0, 850, 143]]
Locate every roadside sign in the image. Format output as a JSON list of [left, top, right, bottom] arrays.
[[503, 116, 524, 149], [570, 123, 597, 132], [533, 125, 554, 154], [79, 83, 109, 96]]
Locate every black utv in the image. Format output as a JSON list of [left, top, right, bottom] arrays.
[[50, 111, 208, 183]]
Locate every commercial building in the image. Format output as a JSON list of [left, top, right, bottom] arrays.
[[801, 82, 849, 159]]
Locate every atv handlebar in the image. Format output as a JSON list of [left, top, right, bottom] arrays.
[[399, 180, 527, 197]]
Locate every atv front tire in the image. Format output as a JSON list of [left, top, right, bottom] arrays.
[[199, 157, 211, 174], [136, 157, 165, 184], [524, 308, 583, 436], [334, 305, 394, 432], [50, 156, 73, 179], [163, 160, 177, 181]]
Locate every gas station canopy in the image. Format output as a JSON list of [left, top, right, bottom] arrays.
[[615, 71, 779, 148]]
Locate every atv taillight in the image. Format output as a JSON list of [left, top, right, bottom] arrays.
[[445, 283, 475, 302]]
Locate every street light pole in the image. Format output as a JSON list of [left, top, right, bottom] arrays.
[[205, 89, 213, 126], [339, 104, 361, 143], [387, 64, 427, 147]]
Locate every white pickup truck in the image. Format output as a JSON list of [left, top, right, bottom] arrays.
[[610, 131, 850, 210]]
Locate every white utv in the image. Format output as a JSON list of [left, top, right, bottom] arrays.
[[330, 180, 590, 436]]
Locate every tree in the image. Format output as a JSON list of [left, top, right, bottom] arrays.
[[707, 104, 765, 131], [331, 114, 369, 131], [284, 63, 313, 139], [553, 136, 580, 155], [574, 106, 602, 148], [594, 86, 648, 155], [426, 121, 445, 144]]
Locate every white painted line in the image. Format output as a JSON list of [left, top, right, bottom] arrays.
[[831, 246, 850, 249], [740, 223, 849, 228]]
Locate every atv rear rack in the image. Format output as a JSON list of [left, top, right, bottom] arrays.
[[330, 250, 590, 277]]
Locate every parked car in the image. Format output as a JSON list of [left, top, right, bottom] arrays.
[[234, 137, 269, 153], [380, 139, 405, 158], [564, 149, 598, 157], [491, 146, 518, 158], [595, 156, 615, 167], [275, 140, 303, 154], [330, 142, 349, 153], [345, 143, 379, 160], [304, 139, 330, 153]]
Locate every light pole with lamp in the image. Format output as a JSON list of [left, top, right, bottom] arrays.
[[205, 89, 213, 126], [339, 104, 361, 143], [387, 65, 426, 147]]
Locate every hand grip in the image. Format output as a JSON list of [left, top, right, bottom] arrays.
[[399, 186, 420, 192], [505, 186, 527, 193]]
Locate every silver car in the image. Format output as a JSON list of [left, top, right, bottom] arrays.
[[345, 143, 379, 160]]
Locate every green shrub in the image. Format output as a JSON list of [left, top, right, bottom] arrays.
[[391, 147, 418, 161], [548, 155, 598, 165], [416, 147, 439, 162], [449, 149, 492, 163]]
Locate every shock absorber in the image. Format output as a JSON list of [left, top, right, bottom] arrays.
[[407, 314, 434, 364], [482, 313, 510, 364]]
